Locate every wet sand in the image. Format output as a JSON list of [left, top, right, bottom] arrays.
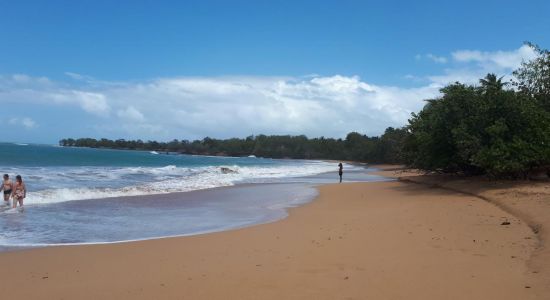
[[0, 182, 320, 251], [0, 180, 542, 299]]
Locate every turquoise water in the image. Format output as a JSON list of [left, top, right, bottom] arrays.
[[0, 142, 278, 167], [0, 143, 386, 249], [0, 143, 341, 204]]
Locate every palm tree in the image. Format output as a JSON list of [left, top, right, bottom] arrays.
[[479, 73, 507, 94]]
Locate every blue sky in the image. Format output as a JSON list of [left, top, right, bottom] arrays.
[[1, 0, 549, 143]]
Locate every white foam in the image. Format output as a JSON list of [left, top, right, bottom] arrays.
[[22, 161, 359, 205], [2, 207, 23, 214]]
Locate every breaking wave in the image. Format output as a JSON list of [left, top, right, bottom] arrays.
[[11, 161, 353, 205]]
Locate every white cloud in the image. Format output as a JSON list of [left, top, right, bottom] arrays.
[[0, 75, 111, 117], [9, 74, 51, 85], [117, 106, 145, 122], [64, 72, 98, 83], [74, 91, 110, 116], [428, 45, 539, 86], [412, 45, 538, 86], [451, 44, 537, 69], [426, 54, 447, 64], [0, 74, 439, 139], [0, 45, 539, 140], [22, 118, 36, 128], [65, 72, 87, 81], [45, 90, 111, 116], [12, 74, 31, 82], [8, 117, 36, 129], [416, 53, 447, 64]]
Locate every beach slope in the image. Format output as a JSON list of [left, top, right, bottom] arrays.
[[0, 181, 539, 299]]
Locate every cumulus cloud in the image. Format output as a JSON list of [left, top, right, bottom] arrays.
[[102, 75, 436, 138], [0, 75, 111, 117], [0, 74, 438, 139], [117, 106, 145, 122], [45, 90, 111, 116], [0, 45, 538, 140], [74, 91, 111, 116]]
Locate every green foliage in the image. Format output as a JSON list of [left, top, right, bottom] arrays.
[[404, 71, 550, 177], [513, 42, 550, 111], [374, 127, 409, 164], [405, 44, 550, 178], [59, 131, 406, 163]]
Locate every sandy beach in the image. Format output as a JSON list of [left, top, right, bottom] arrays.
[[3, 1, 549, 299], [373, 165, 550, 297], [0, 177, 545, 299]]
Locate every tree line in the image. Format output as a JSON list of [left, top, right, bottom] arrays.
[[59, 128, 407, 164], [61, 43, 550, 178]]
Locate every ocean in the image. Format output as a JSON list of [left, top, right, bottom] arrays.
[[0, 143, 387, 250]]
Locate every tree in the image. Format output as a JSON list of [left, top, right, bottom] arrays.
[[404, 82, 480, 173], [377, 127, 408, 164], [513, 42, 550, 111], [479, 73, 507, 94], [403, 71, 550, 177]]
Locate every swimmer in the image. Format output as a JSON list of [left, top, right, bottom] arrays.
[[1, 174, 13, 206], [11, 175, 26, 209]]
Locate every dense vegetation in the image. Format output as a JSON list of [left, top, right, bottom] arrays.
[[61, 43, 550, 178], [59, 128, 407, 163], [403, 43, 550, 178]]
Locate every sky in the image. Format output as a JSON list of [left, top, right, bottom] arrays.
[[1, 0, 549, 144]]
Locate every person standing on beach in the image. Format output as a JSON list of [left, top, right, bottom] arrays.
[[338, 163, 343, 183], [1, 174, 13, 206], [11, 175, 26, 209]]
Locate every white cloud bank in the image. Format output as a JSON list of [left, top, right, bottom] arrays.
[[0, 45, 539, 140], [0, 74, 438, 139]]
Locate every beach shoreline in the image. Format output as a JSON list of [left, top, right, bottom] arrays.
[[1, 172, 547, 299], [0, 164, 388, 251], [0, 182, 321, 252]]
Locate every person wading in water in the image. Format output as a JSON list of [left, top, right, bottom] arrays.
[[338, 163, 343, 183], [1, 174, 13, 206], [12, 175, 26, 209]]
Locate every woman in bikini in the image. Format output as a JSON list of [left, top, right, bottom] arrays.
[[1, 174, 13, 206], [11, 175, 26, 209]]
